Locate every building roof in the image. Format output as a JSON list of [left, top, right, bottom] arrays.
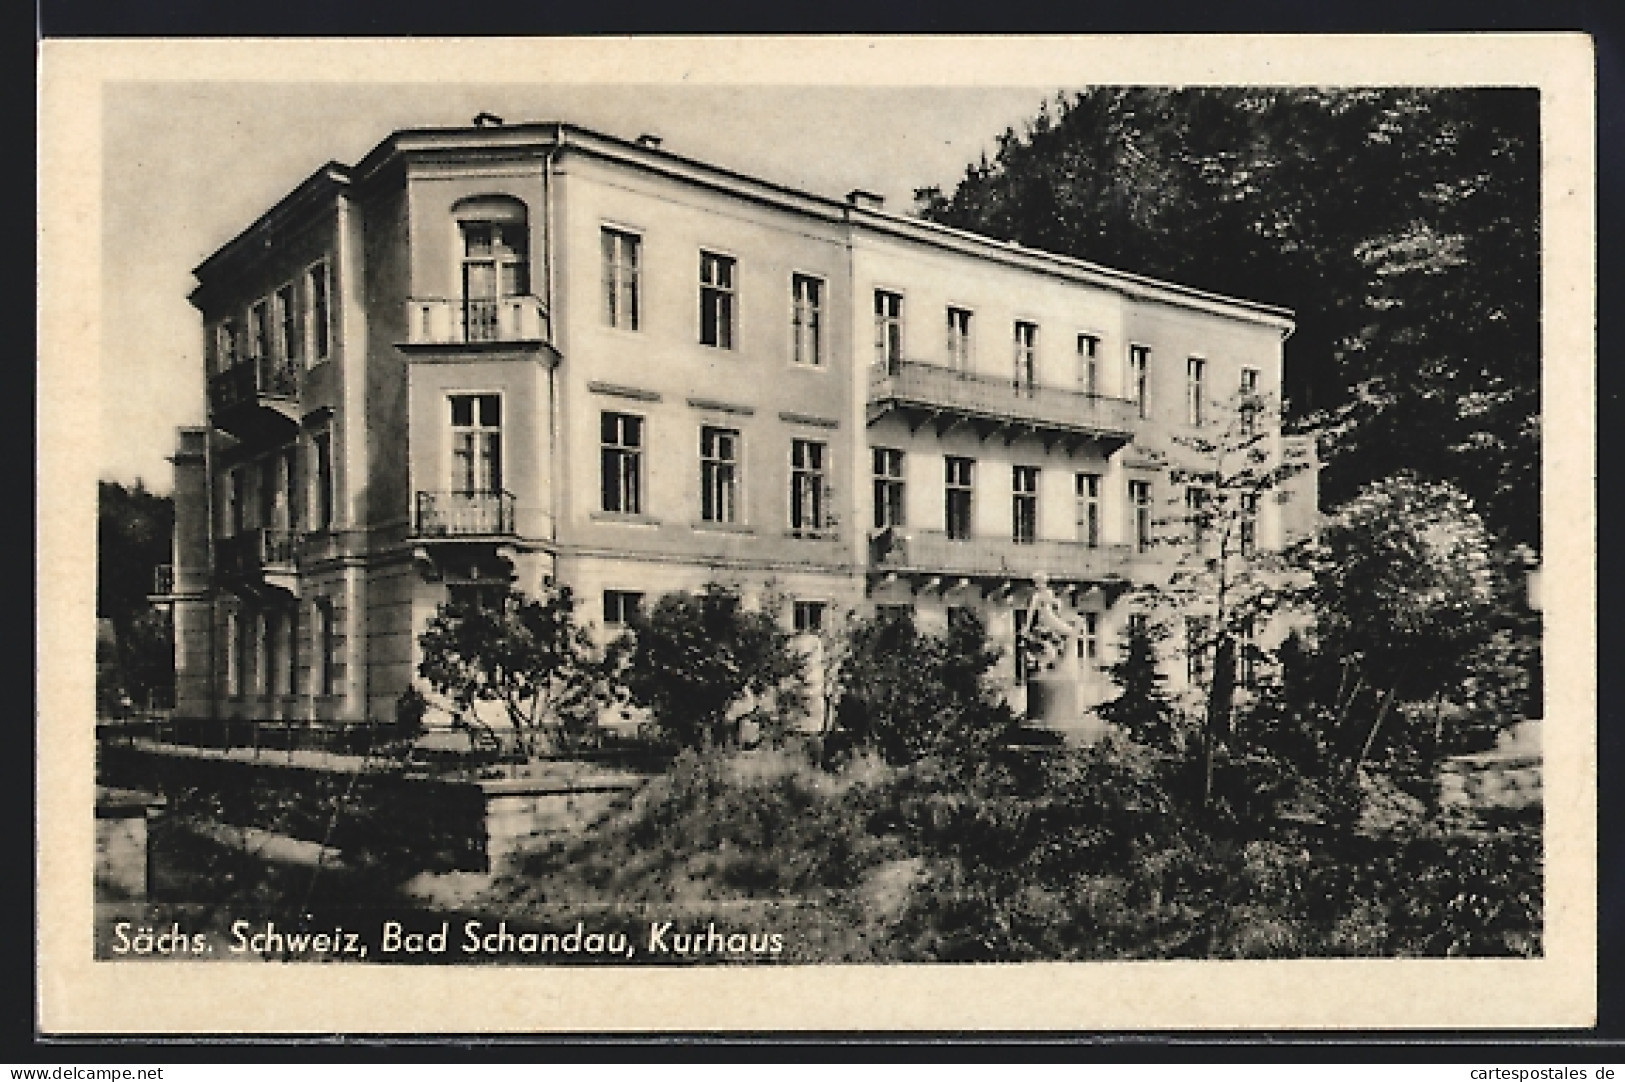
[[197, 119, 1295, 331]]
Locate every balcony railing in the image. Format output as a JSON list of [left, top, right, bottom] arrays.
[[415, 490, 517, 538], [217, 528, 299, 578], [152, 563, 174, 596], [209, 356, 299, 417], [407, 296, 549, 345], [868, 360, 1138, 441], [871, 527, 1133, 582]]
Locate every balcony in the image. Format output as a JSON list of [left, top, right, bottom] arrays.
[[216, 528, 299, 598], [868, 361, 1138, 450], [870, 527, 1133, 589], [406, 296, 549, 347], [208, 357, 300, 442], [414, 490, 518, 539]]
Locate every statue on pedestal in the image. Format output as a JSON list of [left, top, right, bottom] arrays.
[[1021, 572, 1084, 678]]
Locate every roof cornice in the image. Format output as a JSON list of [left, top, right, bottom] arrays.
[[191, 163, 351, 285], [215, 121, 1296, 331]]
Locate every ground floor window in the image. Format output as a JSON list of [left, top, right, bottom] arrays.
[[603, 589, 644, 628], [793, 600, 827, 634]]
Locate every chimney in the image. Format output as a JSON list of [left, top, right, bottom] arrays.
[[846, 189, 885, 211], [636, 133, 663, 149], [473, 112, 504, 128]]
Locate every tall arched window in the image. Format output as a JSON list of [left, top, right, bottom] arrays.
[[452, 196, 530, 342]]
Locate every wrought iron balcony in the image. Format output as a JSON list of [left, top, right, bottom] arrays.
[[407, 296, 549, 346], [207, 356, 301, 442], [870, 527, 1133, 586], [867, 360, 1138, 449], [216, 528, 300, 598], [414, 490, 518, 538]]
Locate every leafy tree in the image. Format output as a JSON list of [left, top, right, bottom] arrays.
[[1304, 474, 1499, 776], [97, 479, 175, 711], [831, 608, 1014, 766], [620, 584, 809, 750], [1152, 391, 1316, 806], [917, 88, 1539, 548], [416, 583, 617, 757]]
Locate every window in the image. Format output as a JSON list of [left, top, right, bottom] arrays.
[[600, 412, 644, 515], [256, 612, 272, 696], [1186, 616, 1210, 684], [791, 274, 823, 366], [225, 611, 242, 697], [1187, 357, 1207, 426], [873, 447, 906, 530], [1014, 608, 1029, 685], [1129, 345, 1151, 419], [1129, 479, 1153, 553], [310, 429, 334, 531], [1013, 321, 1038, 393], [285, 607, 300, 696], [1078, 333, 1100, 394], [602, 228, 641, 331], [248, 300, 270, 361], [945, 456, 974, 540], [790, 439, 827, 535], [259, 452, 294, 533], [603, 590, 644, 627], [1076, 472, 1102, 547], [1127, 612, 1148, 639], [1012, 465, 1039, 544], [1240, 367, 1261, 435], [450, 394, 502, 494], [215, 320, 238, 374], [699, 252, 735, 349], [462, 220, 529, 341], [793, 600, 827, 634], [275, 284, 301, 367], [700, 426, 740, 523], [228, 467, 248, 535], [241, 610, 258, 697], [314, 600, 336, 697], [1079, 612, 1100, 662], [946, 307, 973, 371], [1236, 617, 1258, 688], [874, 290, 903, 372], [1186, 485, 1212, 553], [1239, 492, 1259, 557], [305, 262, 331, 364]]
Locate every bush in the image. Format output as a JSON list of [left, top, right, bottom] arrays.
[[621, 585, 810, 750], [830, 609, 1015, 766]]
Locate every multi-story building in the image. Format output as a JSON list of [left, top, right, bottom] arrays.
[[164, 118, 1314, 728]]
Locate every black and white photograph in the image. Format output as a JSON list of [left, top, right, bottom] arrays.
[[38, 35, 1595, 1032]]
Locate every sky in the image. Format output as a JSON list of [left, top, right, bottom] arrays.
[[99, 80, 1063, 491]]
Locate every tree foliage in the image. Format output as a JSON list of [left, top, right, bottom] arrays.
[[416, 584, 616, 757], [917, 88, 1539, 547], [97, 480, 175, 710], [830, 609, 1015, 766], [620, 584, 809, 750], [1096, 616, 1178, 751]]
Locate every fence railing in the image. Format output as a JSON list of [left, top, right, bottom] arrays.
[[871, 528, 1133, 581], [414, 490, 517, 537], [869, 359, 1138, 436], [216, 528, 299, 577], [407, 296, 549, 345], [208, 356, 300, 416]]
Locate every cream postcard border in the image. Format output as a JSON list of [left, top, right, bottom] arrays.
[[37, 33, 1597, 1033]]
